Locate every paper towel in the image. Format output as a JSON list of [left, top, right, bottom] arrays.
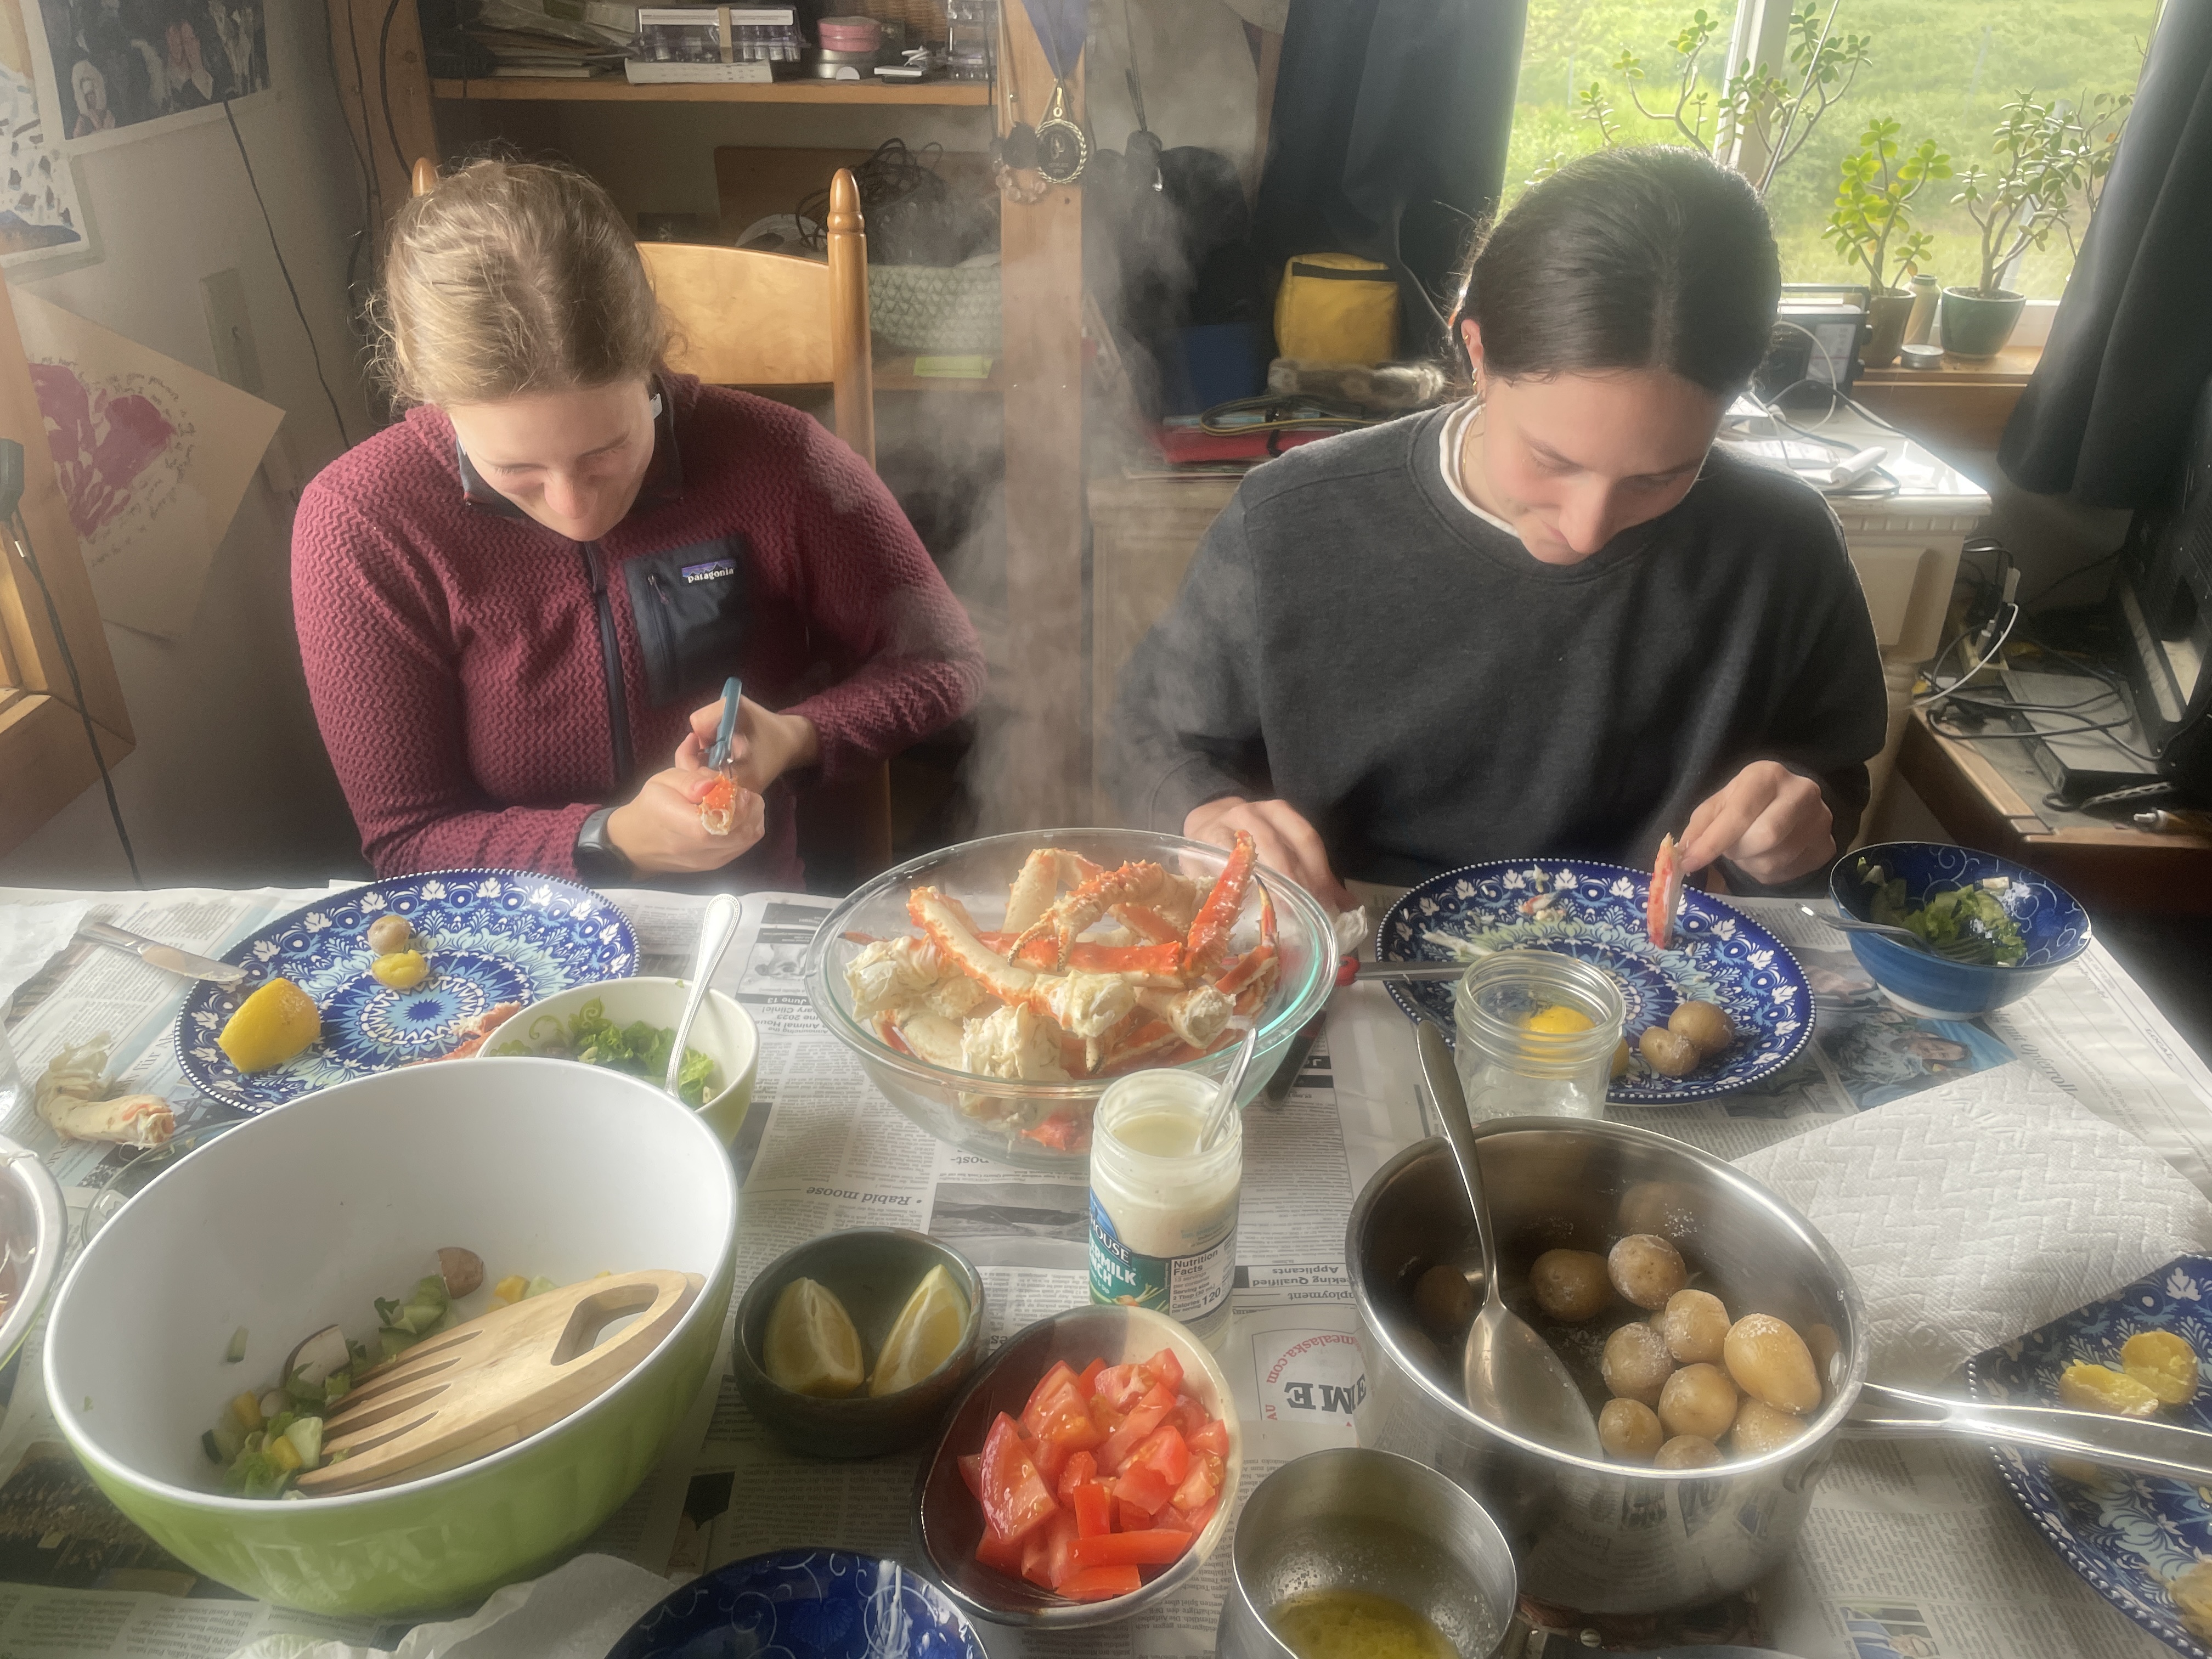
[[226, 1554, 675, 1659], [1736, 1062, 2212, 1386]]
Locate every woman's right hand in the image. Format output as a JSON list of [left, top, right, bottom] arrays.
[[1184, 795, 1356, 911], [606, 768, 765, 873]]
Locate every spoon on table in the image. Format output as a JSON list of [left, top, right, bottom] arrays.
[[1199, 1023, 1263, 1151], [1798, 905, 1995, 964], [1414, 1019, 1601, 1455], [665, 893, 741, 1101]]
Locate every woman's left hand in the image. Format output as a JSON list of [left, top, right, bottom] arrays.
[[676, 696, 820, 793], [1678, 760, 1834, 885]]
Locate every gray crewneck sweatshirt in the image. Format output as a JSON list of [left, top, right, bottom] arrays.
[[1107, 404, 1889, 890]]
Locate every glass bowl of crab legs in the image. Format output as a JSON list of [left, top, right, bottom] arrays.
[[803, 829, 1338, 1172]]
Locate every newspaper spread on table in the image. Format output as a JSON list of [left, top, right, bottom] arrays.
[[0, 881, 2204, 1659]]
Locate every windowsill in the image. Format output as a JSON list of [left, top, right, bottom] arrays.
[[1857, 343, 2044, 387]]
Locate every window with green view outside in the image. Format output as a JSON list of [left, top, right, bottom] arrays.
[[1503, 0, 2160, 298]]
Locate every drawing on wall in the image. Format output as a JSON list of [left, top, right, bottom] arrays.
[[0, 0, 86, 267], [35, 0, 266, 141], [12, 289, 282, 639]]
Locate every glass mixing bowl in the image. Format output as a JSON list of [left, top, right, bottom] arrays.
[[804, 828, 1338, 1171]]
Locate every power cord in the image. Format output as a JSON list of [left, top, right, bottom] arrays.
[[0, 441, 141, 884], [223, 99, 351, 452]]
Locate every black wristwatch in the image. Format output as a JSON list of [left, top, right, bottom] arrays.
[[572, 806, 635, 884]]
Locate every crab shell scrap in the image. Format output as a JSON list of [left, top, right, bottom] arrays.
[[1647, 832, 1687, 949], [699, 771, 741, 837], [847, 834, 1280, 1152]]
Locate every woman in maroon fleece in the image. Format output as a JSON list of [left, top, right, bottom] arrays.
[[292, 157, 983, 888]]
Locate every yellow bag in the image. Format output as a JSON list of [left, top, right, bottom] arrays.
[[1273, 253, 1401, 365]]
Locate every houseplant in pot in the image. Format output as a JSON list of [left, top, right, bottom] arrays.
[[1945, 89, 2131, 359], [1826, 119, 1949, 368]]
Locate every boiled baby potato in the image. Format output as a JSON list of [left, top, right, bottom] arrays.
[[371, 950, 430, 990], [1730, 1397, 1809, 1456], [1658, 1362, 1739, 1442], [1659, 1288, 1730, 1364], [1724, 1314, 1822, 1414], [1639, 1026, 1700, 1078], [1654, 1434, 1722, 1469], [1598, 1397, 1664, 1463], [2058, 1360, 2160, 1419], [366, 913, 414, 955], [2121, 1330, 2199, 1406], [2170, 1561, 2212, 1645], [1609, 1233, 1688, 1310], [1601, 1321, 1674, 1406], [1528, 1249, 1611, 1322], [1413, 1263, 1475, 1337], [1667, 1000, 1735, 1057]]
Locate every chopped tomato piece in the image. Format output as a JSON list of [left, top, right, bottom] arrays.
[[978, 1412, 1059, 1544], [1143, 1347, 1185, 1395], [1127, 1423, 1190, 1487], [1075, 1357, 1105, 1398], [1066, 1529, 1195, 1569], [1171, 1449, 1223, 1514], [957, 1453, 985, 1503], [1021, 1109, 1087, 1152], [1031, 1433, 1071, 1491], [1166, 1393, 1211, 1438], [1188, 1418, 1230, 1459], [1119, 1498, 1156, 1532], [1021, 1509, 1079, 1591], [1177, 1494, 1220, 1537], [1059, 1564, 1143, 1602], [1099, 1384, 1177, 1472], [1030, 1383, 1106, 1458], [1087, 1391, 1125, 1437], [1114, 1462, 1173, 1516], [1057, 1449, 1098, 1508], [1022, 1362, 1080, 1432], [975, 1521, 1026, 1575], [1072, 1479, 1114, 1538], [1092, 1363, 1150, 1413]]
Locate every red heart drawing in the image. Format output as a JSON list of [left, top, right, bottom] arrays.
[[29, 362, 178, 540]]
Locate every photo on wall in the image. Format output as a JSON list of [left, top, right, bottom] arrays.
[[34, 0, 266, 140], [0, 0, 87, 267]]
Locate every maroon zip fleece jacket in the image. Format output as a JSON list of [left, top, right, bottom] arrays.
[[292, 377, 983, 885]]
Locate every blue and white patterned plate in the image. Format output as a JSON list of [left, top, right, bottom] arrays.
[[609, 1548, 987, 1659], [1376, 859, 1813, 1105], [1967, 1256, 2212, 1659], [173, 869, 636, 1111]]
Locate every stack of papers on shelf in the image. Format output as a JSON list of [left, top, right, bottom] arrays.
[[467, 29, 624, 76]]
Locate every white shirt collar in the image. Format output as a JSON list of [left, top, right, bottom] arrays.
[[1437, 398, 1519, 535]]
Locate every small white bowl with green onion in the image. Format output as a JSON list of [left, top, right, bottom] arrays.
[[479, 977, 759, 1147]]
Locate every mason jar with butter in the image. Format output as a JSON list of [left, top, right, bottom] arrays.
[[1087, 1069, 1240, 1346]]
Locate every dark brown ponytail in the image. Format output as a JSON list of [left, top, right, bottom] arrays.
[[1447, 148, 1780, 396]]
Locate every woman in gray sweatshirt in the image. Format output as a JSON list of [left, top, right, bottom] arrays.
[[1110, 147, 1887, 905]]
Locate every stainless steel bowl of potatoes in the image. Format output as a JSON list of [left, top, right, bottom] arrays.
[[1347, 1118, 1867, 1615]]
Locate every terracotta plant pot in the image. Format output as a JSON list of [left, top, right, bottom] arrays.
[[1940, 286, 2028, 360], [1860, 290, 1916, 369]]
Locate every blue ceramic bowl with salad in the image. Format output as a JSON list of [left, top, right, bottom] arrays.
[[1830, 841, 2092, 1020]]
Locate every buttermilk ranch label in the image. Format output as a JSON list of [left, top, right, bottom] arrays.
[[1088, 1190, 1235, 1324]]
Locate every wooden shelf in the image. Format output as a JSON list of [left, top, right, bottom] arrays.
[[875, 355, 1001, 392], [1858, 343, 2041, 388], [432, 76, 991, 105]]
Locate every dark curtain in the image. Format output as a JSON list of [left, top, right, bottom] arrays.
[[1999, 2, 2212, 505], [1252, 0, 1528, 359]]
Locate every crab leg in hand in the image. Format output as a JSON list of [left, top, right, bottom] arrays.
[[1647, 833, 1686, 949], [1184, 831, 1257, 979], [909, 886, 1135, 1039]]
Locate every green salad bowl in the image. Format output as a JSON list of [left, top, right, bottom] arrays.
[[43, 1057, 738, 1616]]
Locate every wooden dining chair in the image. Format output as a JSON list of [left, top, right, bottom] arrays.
[[411, 159, 894, 886]]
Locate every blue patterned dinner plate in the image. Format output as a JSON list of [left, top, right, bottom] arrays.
[[1376, 859, 1812, 1105], [609, 1548, 986, 1659], [1967, 1256, 2212, 1659], [173, 869, 636, 1111]]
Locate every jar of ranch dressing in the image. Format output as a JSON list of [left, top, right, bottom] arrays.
[[1087, 1069, 1240, 1347]]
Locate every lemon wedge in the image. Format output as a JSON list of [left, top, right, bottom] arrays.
[[1521, 1005, 1595, 1036], [763, 1277, 864, 1398], [217, 978, 321, 1073], [870, 1265, 969, 1397]]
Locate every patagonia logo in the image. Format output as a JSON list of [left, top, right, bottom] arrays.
[[681, 558, 736, 584]]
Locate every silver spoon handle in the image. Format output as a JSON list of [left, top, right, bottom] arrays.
[[1416, 1020, 1498, 1294], [665, 893, 742, 1099], [1846, 1380, 2212, 1484]]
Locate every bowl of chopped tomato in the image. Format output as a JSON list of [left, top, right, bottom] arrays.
[[913, 1304, 1240, 1626]]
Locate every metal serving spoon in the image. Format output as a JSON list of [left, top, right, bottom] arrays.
[[1415, 1020, 1601, 1455], [1799, 906, 1994, 964], [665, 893, 741, 1099]]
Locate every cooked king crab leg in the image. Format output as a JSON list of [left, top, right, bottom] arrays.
[[1008, 860, 1178, 970], [909, 885, 1135, 1040], [1647, 833, 1686, 949], [1184, 831, 1257, 979], [1004, 849, 1105, 935]]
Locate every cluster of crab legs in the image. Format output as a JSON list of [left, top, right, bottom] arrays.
[[841, 833, 1279, 1150]]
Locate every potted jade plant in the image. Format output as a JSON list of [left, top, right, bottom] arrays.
[[1945, 88, 2131, 359], [1826, 118, 1950, 368]]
